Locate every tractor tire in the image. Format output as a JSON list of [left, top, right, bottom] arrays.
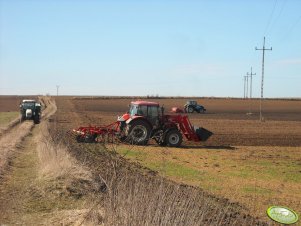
[[34, 115, 40, 124], [165, 129, 183, 147], [20, 115, 25, 122], [198, 109, 205, 114], [84, 133, 96, 143], [76, 135, 84, 143], [127, 120, 151, 145], [187, 106, 194, 113]]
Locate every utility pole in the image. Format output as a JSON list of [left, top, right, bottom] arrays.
[[255, 37, 272, 121], [246, 67, 256, 114], [244, 76, 248, 99], [56, 85, 60, 96], [247, 67, 256, 99], [246, 75, 249, 99], [243, 76, 246, 98]]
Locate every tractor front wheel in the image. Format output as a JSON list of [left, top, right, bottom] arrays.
[[34, 115, 40, 124], [187, 106, 194, 113], [127, 120, 151, 145], [84, 133, 96, 143], [165, 129, 183, 147]]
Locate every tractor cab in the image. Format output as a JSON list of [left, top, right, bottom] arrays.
[[20, 100, 36, 109], [128, 101, 160, 125], [129, 101, 159, 116], [118, 101, 161, 125], [186, 100, 197, 106]]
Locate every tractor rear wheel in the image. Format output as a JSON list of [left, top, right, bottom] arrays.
[[34, 115, 40, 124], [165, 129, 183, 147], [127, 120, 151, 145]]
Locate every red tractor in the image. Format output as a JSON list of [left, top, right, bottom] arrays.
[[73, 100, 212, 147]]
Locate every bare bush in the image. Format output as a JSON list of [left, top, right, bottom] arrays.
[[59, 137, 267, 226], [35, 98, 104, 225], [100, 151, 266, 226]]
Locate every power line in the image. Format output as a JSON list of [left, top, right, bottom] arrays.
[[255, 37, 272, 121], [280, 14, 301, 41], [268, 0, 287, 35], [264, 0, 278, 36]]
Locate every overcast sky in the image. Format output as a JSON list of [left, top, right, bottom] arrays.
[[1, 0, 300, 97]]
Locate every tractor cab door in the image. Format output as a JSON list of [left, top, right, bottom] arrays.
[[147, 105, 159, 126]]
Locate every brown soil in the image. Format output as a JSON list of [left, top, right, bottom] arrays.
[[0, 96, 39, 112]]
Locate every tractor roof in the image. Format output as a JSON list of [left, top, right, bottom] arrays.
[[131, 100, 159, 106], [22, 99, 37, 103]]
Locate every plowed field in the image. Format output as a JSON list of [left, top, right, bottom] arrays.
[[1, 95, 300, 224], [71, 97, 301, 146]]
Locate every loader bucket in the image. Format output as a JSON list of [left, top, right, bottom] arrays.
[[194, 127, 213, 141]]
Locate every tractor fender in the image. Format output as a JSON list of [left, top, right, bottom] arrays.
[[117, 113, 130, 122], [125, 116, 152, 128]]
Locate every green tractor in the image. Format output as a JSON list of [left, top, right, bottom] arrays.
[[19, 99, 41, 124]]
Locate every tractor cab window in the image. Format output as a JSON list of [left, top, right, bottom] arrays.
[[22, 102, 35, 109], [129, 105, 138, 116], [148, 106, 159, 118], [189, 101, 197, 106], [129, 105, 147, 116], [138, 105, 147, 116]]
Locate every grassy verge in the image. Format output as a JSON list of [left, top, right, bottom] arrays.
[[0, 111, 19, 127], [116, 145, 301, 221], [0, 119, 103, 225]]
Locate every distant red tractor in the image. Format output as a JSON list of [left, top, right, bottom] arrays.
[[73, 100, 212, 147]]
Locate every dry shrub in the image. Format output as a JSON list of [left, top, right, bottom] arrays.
[[100, 154, 267, 226], [35, 97, 88, 181], [0, 116, 21, 137], [34, 99, 104, 225], [62, 141, 267, 226], [36, 118, 101, 195]]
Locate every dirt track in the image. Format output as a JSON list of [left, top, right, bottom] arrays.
[[0, 121, 34, 177], [0, 97, 57, 178], [0, 97, 105, 225]]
